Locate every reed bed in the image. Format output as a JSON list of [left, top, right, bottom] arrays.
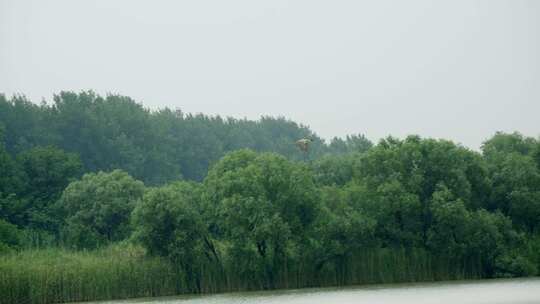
[[0, 245, 179, 304], [0, 246, 483, 304]]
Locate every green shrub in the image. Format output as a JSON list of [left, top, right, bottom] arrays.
[[0, 219, 20, 250]]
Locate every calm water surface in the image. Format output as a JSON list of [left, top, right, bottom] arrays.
[[94, 278, 540, 304]]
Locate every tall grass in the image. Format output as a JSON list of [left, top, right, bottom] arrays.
[[0, 245, 179, 304], [0, 246, 484, 304], [217, 248, 481, 291]]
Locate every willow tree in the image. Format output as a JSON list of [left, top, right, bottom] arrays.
[[203, 149, 320, 288], [59, 170, 144, 249]]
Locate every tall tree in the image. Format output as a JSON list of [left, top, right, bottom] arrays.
[[132, 181, 216, 292], [15, 146, 82, 231], [203, 150, 320, 287]]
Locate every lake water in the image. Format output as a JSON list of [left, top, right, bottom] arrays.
[[95, 278, 540, 304]]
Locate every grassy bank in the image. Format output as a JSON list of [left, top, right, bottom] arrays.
[[0, 245, 483, 304]]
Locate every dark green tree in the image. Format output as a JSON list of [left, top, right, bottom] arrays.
[[486, 153, 540, 232], [16, 146, 82, 231], [203, 149, 320, 287], [59, 170, 144, 249], [0, 219, 21, 252], [482, 131, 537, 159], [0, 133, 26, 227], [309, 185, 376, 273], [132, 181, 217, 292], [311, 154, 357, 186], [328, 134, 373, 155]]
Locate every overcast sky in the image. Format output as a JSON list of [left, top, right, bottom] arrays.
[[1, 0, 538, 149]]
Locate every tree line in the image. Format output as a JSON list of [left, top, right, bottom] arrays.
[[0, 91, 371, 183], [1, 91, 539, 294]]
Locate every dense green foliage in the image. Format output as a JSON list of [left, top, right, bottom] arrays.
[[0, 245, 180, 303], [0, 92, 539, 303], [59, 170, 145, 249], [0, 245, 482, 304], [0, 92, 346, 183]]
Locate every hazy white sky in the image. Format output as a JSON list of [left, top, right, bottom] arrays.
[[1, 0, 538, 149]]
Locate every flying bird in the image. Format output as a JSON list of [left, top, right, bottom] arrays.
[[296, 138, 313, 153]]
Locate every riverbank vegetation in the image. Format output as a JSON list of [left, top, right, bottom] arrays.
[[1, 92, 539, 304]]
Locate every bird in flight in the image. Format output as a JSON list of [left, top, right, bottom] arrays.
[[296, 138, 312, 153]]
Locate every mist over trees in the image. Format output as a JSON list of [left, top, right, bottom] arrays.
[[0, 91, 344, 183], [1, 91, 540, 299]]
